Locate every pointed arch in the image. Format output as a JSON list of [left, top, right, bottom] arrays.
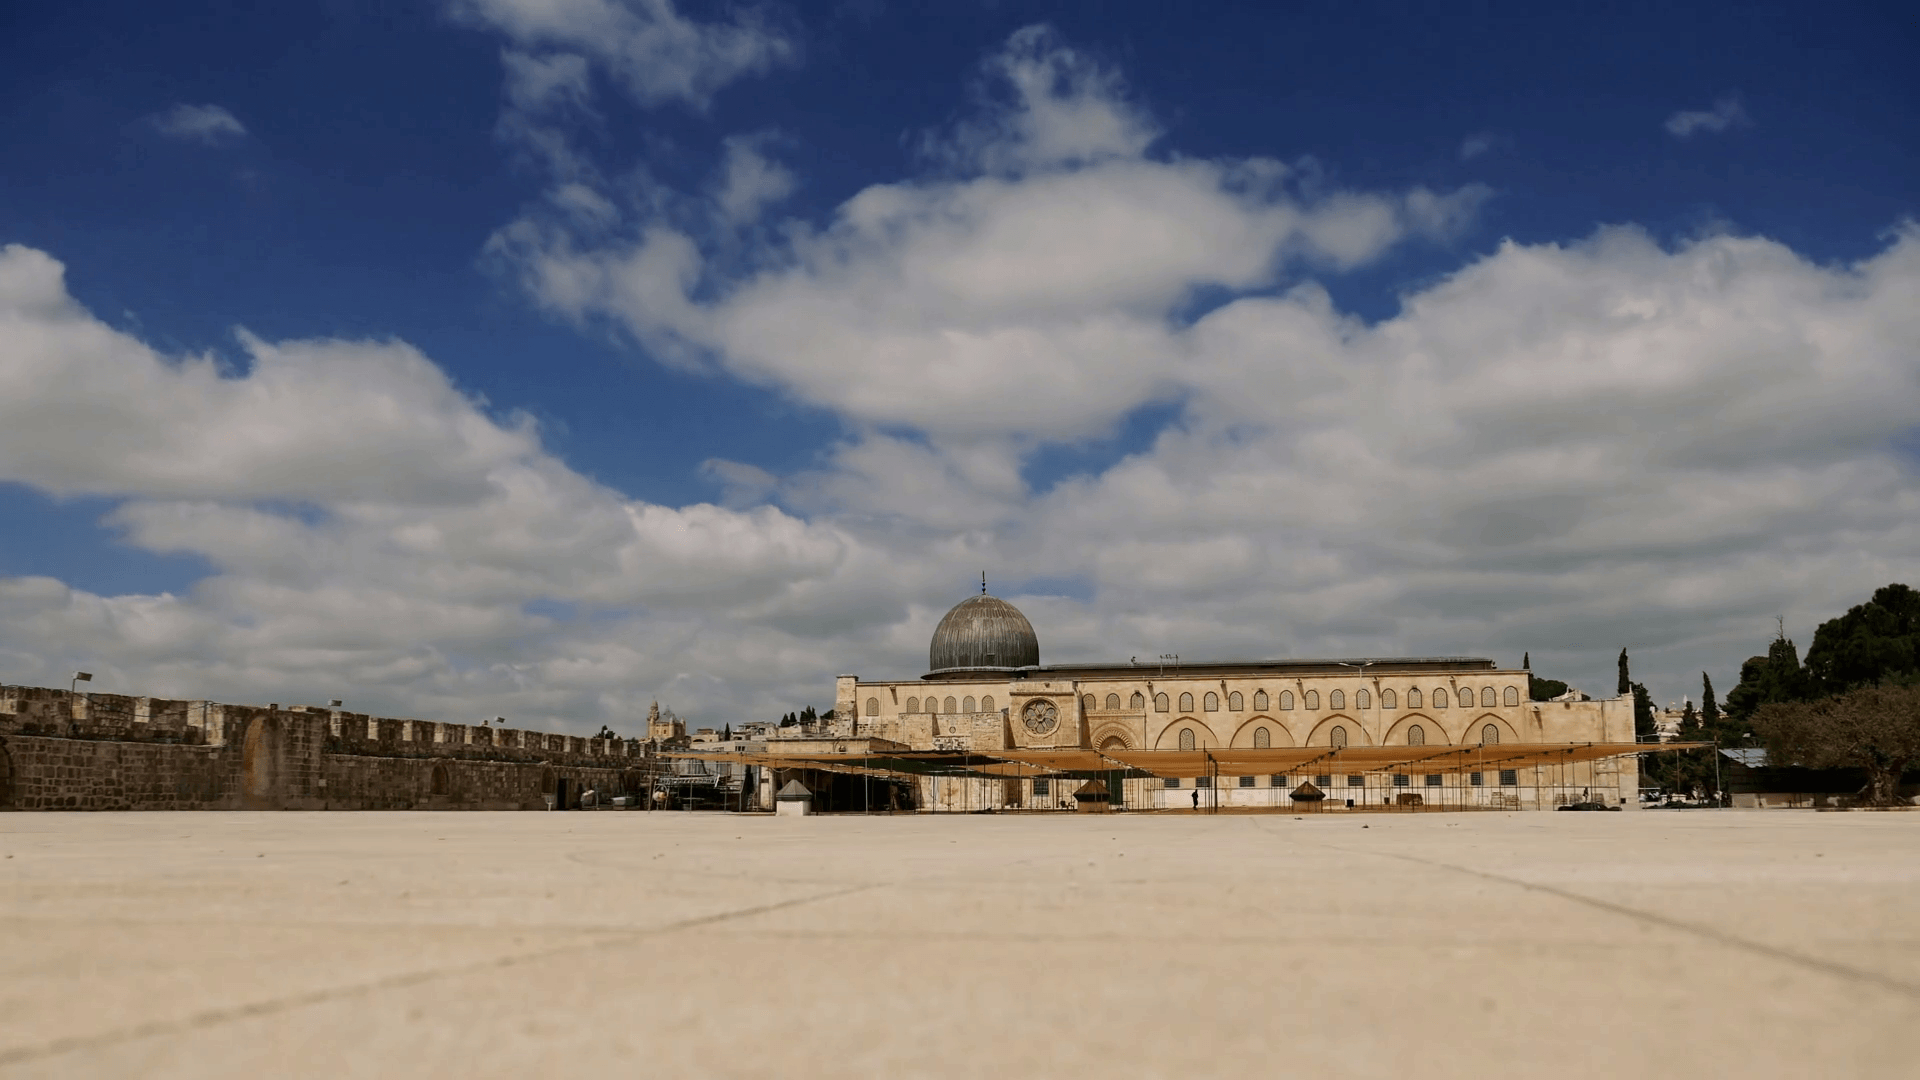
[[1203, 692, 1219, 712], [1503, 685, 1520, 706], [1383, 714, 1447, 746], [963, 696, 976, 713], [1106, 693, 1121, 710], [1253, 689, 1268, 710], [1154, 692, 1170, 712], [905, 697, 919, 713], [1304, 715, 1370, 746], [1178, 692, 1194, 712], [1231, 717, 1295, 748], [1329, 689, 1345, 710], [1459, 714, 1520, 746], [1227, 691, 1243, 711], [1155, 720, 1219, 750], [1130, 691, 1145, 710]]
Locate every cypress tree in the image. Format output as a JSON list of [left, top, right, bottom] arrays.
[[1618, 648, 1632, 696]]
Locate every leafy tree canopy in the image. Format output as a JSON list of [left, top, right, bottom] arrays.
[[1528, 674, 1568, 701], [1754, 684, 1920, 806], [1724, 635, 1811, 726], [1804, 583, 1920, 694]]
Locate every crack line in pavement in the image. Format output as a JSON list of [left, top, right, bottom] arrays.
[[0, 884, 875, 1068], [1251, 822, 1920, 1001]]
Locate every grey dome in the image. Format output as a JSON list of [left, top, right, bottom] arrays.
[[928, 594, 1040, 674]]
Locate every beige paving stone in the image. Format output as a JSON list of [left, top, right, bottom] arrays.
[[0, 810, 1916, 1078]]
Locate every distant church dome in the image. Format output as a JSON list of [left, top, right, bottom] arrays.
[[928, 594, 1040, 674]]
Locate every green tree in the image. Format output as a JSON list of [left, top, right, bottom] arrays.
[[1754, 684, 1920, 806], [1631, 681, 1657, 742], [1617, 648, 1631, 696], [1528, 674, 1568, 701], [1803, 583, 1920, 695], [1700, 672, 1719, 732], [1724, 634, 1811, 735]]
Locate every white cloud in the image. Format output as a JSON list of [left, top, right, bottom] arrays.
[[1665, 95, 1752, 138], [149, 103, 247, 144], [6, 30, 1915, 730], [448, 0, 795, 110], [1458, 131, 1495, 160]]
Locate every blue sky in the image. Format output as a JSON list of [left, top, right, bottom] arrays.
[[0, 0, 1915, 727]]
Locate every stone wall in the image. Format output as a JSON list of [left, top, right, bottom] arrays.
[[0, 683, 654, 812]]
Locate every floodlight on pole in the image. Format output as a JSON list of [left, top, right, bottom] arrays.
[[328, 699, 343, 708], [71, 671, 92, 695]]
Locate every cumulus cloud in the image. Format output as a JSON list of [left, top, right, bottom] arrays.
[[448, 0, 795, 110], [1458, 131, 1496, 160], [149, 103, 247, 144], [6, 29, 1915, 729], [1665, 95, 1752, 138]]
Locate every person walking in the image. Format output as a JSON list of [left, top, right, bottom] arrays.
[[1191, 789, 1199, 810]]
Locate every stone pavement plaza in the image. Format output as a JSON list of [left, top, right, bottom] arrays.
[[2, 812, 1916, 1078]]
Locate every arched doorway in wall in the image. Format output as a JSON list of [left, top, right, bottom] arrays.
[[241, 717, 277, 808], [430, 764, 449, 797]]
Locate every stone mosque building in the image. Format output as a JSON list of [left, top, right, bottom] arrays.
[[804, 589, 1640, 811]]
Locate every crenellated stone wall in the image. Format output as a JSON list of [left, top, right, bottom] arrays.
[[0, 684, 653, 811]]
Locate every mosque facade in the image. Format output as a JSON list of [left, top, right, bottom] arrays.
[[817, 592, 1639, 811]]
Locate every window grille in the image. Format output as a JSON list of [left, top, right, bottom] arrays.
[[1424, 774, 1442, 787], [1346, 775, 1364, 787], [1470, 772, 1484, 786], [1314, 775, 1331, 787], [1164, 777, 1180, 788], [944, 696, 957, 713], [1033, 778, 1050, 797], [981, 696, 994, 712], [1178, 728, 1195, 751], [1458, 687, 1474, 708], [1203, 692, 1219, 712], [1253, 726, 1271, 749], [1179, 692, 1194, 712], [1407, 687, 1421, 708], [1433, 688, 1448, 708], [1381, 688, 1396, 708], [1482, 686, 1497, 708], [1155, 693, 1170, 712], [1130, 691, 1145, 709], [963, 696, 975, 713], [1228, 691, 1243, 711], [1106, 693, 1121, 710], [1503, 686, 1520, 706], [905, 697, 919, 713], [1329, 689, 1344, 710], [1253, 689, 1268, 710], [1238, 774, 1255, 788], [1083, 694, 1095, 713], [1393, 774, 1410, 787], [865, 698, 879, 716], [1330, 725, 1348, 748], [1356, 689, 1370, 709], [1407, 724, 1425, 746], [1270, 774, 1287, 787], [1482, 724, 1500, 745], [1304, 690, 1320, 709], [1195, 775, 1212, 788], [1280, 691, 1295, 710], [1500, 769, 1518, 786]]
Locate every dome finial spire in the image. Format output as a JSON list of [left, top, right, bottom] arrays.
[[981, 571, 987, 595]]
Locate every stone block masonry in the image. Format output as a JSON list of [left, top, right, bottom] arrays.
[[0, 683, 652, 811]]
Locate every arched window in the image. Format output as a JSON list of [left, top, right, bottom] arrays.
[[1458, 687, 1474, 708], [1482, 724, 1500, 745], [1407, 687, 1421, 708], [981, 695, 994, 712], [1304, 690, 1320, 710], [1433, 688, 1448, 708], [1179, 728, 1195, 751], [1253, 689, 1268, 711], [1356, 689, 1370, 710], [865, 697, 879, 716], [1228, 691, 1243, 711], [1481, 686, 1497, 708], [1253, 726, 1271, 749], [1408, 724, 1425, 746], [1279, 690, 1294, 710], [1179, 692, 1194, 712], [1203, 692, 1219, 711], [926, 697, 939, 714], [1330, 725, 1348, 748], [1106, 693, 1120, 710], [1503, 686, 1519, 706], [905, 697, 919, 713], [1329, 689, 1345, 710], [963, 696, 976, 713], [1381, 688, 1396, 708], [944, 696, 957, 713], [1083, 694, 1095, 713], [1155, 693, 1170, 712], [1130, 691, 1145, 710]]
